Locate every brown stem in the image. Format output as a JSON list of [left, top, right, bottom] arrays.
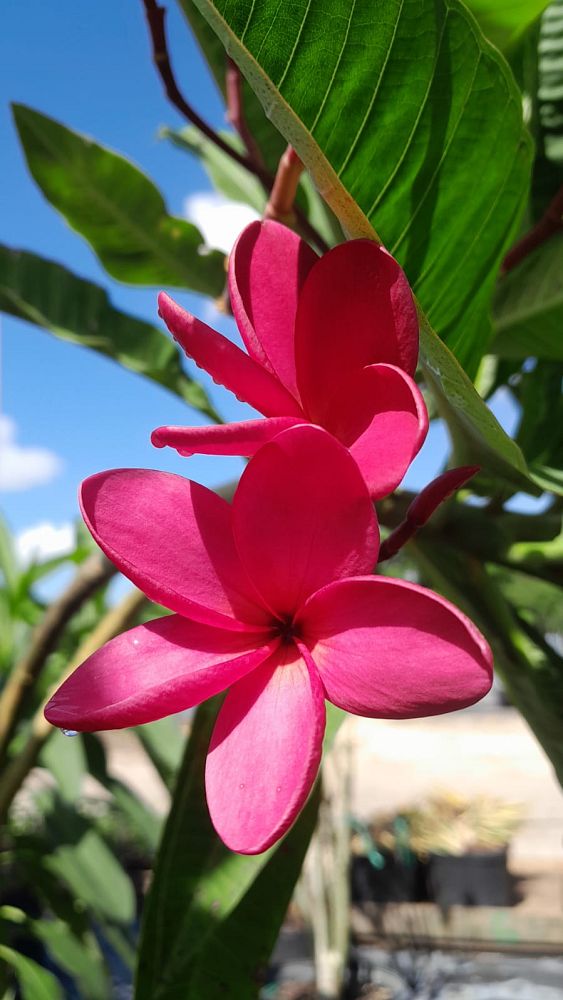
[[0, 555, 116, 767], [225, 57, 265, 168], [502, 185, 563, 274], [0, 588, 147, 825], [141, 0, 329, 253]]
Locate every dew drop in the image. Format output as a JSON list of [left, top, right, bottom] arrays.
[[239, 782, 245, 790], [276, 786, 282, 793], [61, 729, 78, 738], [132, 638, 140, 647]]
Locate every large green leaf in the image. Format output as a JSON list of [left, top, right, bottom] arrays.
[[464, 0, 550, 52], [0, 245, 218, 419], [135, 698, 321, 999], [194, 0, 531, 375], [493, 234, 563, 359], [0, 945, 62, 1000], [12, 104, 225, 294], [177, 1, 287, 176]]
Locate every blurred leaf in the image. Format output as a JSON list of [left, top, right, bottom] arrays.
[[515, 360, 563, 493], [493, 234, 563, 359], [464, 0, 550, 53], [0, 945, 62, 1000], [0, 519, 18, 595], [0, 244, 219, 419], [533, 1, 563, 215], [162, 126, 266, 213], [0, 908, 108, 1000], [11, 104, 226, 294], [134, 716, 185, 790], [42, 803, 136, 925], [489, 564, 563, 634], [194, 0, 532, 376], [135, 698, 321, 999], [40, 730, 87, 803]]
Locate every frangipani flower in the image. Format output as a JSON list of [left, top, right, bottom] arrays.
[[152, 221, 428, 499], [45, 426, 492, 855]]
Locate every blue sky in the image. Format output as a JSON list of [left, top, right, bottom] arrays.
[[1, 0, 530, 568]]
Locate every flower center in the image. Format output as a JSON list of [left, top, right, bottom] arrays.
[[273, 615, 301, 644]]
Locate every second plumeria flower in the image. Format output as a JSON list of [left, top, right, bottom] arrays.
[[45, 426, 492, 856], [152, 221, 428, 499]]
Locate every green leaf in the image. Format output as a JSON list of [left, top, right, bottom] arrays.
[[40, 730, 87, 803], [133, 716, 185, 790], [162, 126, 266, 213], [0, 519, 18, 595], [177, 1, 287, 176], [11, 104, 226, 294], [515, 360, 563, 494], [492, 234, 563, 359], [0, 945, 63, 1000], [135, 698, 321, 999], [0, 244, 218, 419], [464, 0, 550, 53], [194, 0, 532, 375]]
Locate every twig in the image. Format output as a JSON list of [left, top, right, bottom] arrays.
[[140, 0, 329, 253], [0, 588, 147, 825], [0, 555, 116, 766], [502, 185, 563, 274], [225, 56, 264, 168], [378, 466, 478, 563]]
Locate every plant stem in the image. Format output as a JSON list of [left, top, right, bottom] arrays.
[[140, 0, 329, 253], [264, 145, 304, 226], [502, 185, 563, 273], [225, 57, 265, 167], [0, 588, 146, 825], [0, 555, 115, 767]]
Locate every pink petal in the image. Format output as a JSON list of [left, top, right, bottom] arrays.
[[232, 425, 379, 619], [205, 643, 325, 854], [299, 577, 493, 718], [295, 240, 419, 415], [151, 416, 303, 457], [80, 469, 270, 631], [229, 220, 317, 398], [158, 292, 302, 418], [44, 615, 278, 731], [324, 364, 428, 499]]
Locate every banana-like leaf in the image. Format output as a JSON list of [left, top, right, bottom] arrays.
[[0, 244, 218, 419], [493, 234, 563, 359], [11, 105, 225, 295]]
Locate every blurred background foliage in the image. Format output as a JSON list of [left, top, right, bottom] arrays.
[[1, 0, 562, 996]]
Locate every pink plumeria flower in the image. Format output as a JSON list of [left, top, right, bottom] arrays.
[[45, 426, 492, 855], [152, 221, 428, 500]]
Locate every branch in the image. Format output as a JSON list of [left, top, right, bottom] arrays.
[[141, 0, 329, 253], [502, 185, 563, 274], [0, 588, 147, 825], [225, 56, 265, 168], [0, 555, 116, 766]]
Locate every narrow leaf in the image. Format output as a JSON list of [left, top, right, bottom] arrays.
[[493, 234, 563, 360], [464, 0, 550, 52], [0, 245, 218, 419], [0, 945, 63, 1000], [12, 104, 225, 294]]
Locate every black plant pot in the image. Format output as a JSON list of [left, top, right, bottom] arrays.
[[426, 846, 510, 907], [351, 852, 427, 904]]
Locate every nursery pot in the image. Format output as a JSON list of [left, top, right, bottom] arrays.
[[426, 846, 510, 907], [351, 851, 426, 904]]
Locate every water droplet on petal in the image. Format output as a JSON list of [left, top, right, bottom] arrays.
[[276, 786, 282, 793], [61, 729, 79, 738], [239, 782, 245, 790], [132, 638, 140, 647]]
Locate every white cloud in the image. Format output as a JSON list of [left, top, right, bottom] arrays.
[[184, 192, 260, 255], [0, 415, 63, 492], [15, 521, 75, 567]]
